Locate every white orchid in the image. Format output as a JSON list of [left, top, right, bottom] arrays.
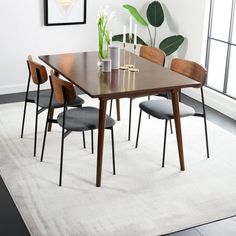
[[97, 6, 115, 59]]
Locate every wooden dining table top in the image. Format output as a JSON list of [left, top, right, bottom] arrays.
[[39, 50, 200, 99]]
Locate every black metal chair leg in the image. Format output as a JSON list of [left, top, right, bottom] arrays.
[[162, 120, 168, 168], [201, 88, 210, 158], [40, 111, 50, 162], [109, 99, 113, 116], [40, 89, 53, 162], [21, 98, 28, 138], [203, 114, 210, 158], [34, 84, 40, 157], [59, 105, 66, 187], [169, 120, 173, 134], [21, 62, 31, 138], [135, 109, 142, 148], [91, 130, 94, 154], [128, 98, 133, 141], [148, 96, 151, 119], [82, 131, 86, 149], [111, 127, 116, 175]]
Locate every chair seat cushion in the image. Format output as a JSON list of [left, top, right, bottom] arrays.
[[34, 91, 84, 108], [139, 99, 195, 120], [57, 107, 115, 131]]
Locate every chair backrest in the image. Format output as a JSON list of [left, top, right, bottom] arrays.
[[140, 45, 166, 66], [28, 55, 48, 85], [50, 70, 76, 105], [170, 58, 207, 87]]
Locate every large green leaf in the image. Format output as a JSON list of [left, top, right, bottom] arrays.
[[123, 4, 148, 26], [112, 34, 148, 45], [146, 1, 164, 27], [159, 35, 184, 56]]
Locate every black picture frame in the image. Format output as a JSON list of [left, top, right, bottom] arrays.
[[44, 0, 86, 26]]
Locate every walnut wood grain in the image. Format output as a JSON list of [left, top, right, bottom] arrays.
[[39, 51, 201, 187], [140, 45, 166, 66], [39, 51, 200, 99], [96, 98, 108, 187], [50, 71, 76, 105], [171, 58, 207, 87], [171, 90, 185, 171], [28, 55, 48, 85]]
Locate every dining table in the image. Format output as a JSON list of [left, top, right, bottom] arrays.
[[39, 49, 200, 187]]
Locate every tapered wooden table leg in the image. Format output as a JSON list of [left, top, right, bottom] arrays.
[[116, 99, 121, 121], [171, 90, 185, 171], [96, 98, 107, 187], [48, 108, 54, 132]]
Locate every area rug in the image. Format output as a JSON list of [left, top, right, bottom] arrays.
[[0, 95, 236, 236]]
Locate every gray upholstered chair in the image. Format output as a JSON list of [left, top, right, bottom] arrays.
[[135, 58, 210, 167], [20, 56, 84, 157], [109, 46, 166, 140], [41, 71, 116, 186]]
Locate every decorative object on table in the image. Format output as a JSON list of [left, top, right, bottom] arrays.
[[109, 45, 120, 70], [97, 6, 115, 63], [102, 59, 112, 72], [119, 26, 129, 70], [44, 0, 87, 26], [112, 1, 184, 56], [127, 23, 139, 72], [119, 17, 139, 72]]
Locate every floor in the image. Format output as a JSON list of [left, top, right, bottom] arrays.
[[0, 175, 31, 236], [0, 91, 236, 236]]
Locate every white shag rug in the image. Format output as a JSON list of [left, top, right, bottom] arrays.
[[0, 95, 236, 236]]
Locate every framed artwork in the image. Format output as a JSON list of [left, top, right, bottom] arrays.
[[44, 0, 86, 26]]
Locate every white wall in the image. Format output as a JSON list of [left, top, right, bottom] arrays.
[[0, 0, 147, 94], [167, 0, 236, 119], [161, 0, 209, 64], [0, 0, 209, 95]]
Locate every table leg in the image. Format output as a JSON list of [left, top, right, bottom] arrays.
[[116, 99, 121, 121], [171, 90, 185, 171], [47, 108, 54, 132], [96, 98, 107, 187]]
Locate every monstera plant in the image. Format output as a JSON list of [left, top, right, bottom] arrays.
[[113, 1, 184, 56]]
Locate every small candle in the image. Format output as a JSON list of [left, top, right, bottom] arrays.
[[123, 25, 126, 43], [129, 16, 132, 37], [134, 24, 137, 45]]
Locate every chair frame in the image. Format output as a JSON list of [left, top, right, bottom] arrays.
[[135, 58, 210, 167], [41, 72, 116, 186], [20, 56, 54, 156], [109, 46, 167, 141]]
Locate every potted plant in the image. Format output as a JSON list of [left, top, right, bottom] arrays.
[[113, 1, 184, 56], [97, 7, 115, 60]]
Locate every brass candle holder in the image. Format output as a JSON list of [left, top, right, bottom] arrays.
[[119, 42, 129, 70], [128, 44, 139, 72], [119, 35, 139, 73]]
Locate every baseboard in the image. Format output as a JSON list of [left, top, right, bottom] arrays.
[[183, 87, 236, 120], [2, 84, 235, 120]]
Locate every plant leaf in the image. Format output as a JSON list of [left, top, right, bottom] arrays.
[[112, 34, 148, 45], [123, 4, 148, 26], [146, 1, 164, 27], [159, 35, 184, 56]]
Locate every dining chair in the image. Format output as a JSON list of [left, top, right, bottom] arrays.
[[109, 46, 166, 140], [135, 58, 210, 167], [20, 55, 84, 156], [41, 71, 116, 186]]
